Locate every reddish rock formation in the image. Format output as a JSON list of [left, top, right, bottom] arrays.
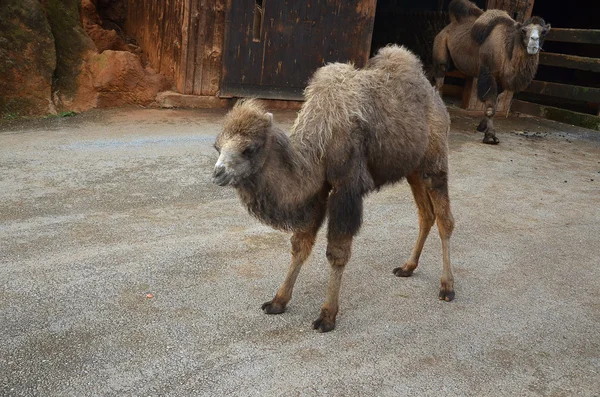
[[81, 0, 129, 53], [0, 0, 57, 117], [0, 0, 173, 118], [62, 50, 170, 111]]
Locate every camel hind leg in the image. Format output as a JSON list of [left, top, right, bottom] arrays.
[[425, 172, 455, 301], [476, 65, 500, 144], [393, 171, 436, 277]]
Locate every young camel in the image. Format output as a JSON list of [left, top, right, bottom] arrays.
[[212, 45, 455, 332], [432, 0, 550, 144]]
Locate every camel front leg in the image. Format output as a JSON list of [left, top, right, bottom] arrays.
[[313, 236, 352, 332], [261, 229, 318, 314], [262, 200, 326, 314], [312, 182, 362, 332]]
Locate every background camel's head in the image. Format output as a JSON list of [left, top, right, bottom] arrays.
[[518, 17, 550, 55], [212, 100, 273, 187]]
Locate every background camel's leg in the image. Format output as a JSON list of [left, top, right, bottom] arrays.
[[425, 172, 455, 301], [476, 65, 500, 144], [262, 204, 326, 314], [313, 236, 352, 333], [394, 172, 436, 277], [432, 30, 450, 92]]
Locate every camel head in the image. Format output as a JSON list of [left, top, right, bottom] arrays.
[[518, 17, 550, 55], [212, 99, 274, 187]]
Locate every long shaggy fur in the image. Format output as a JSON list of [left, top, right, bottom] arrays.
[[291, 45, 430, 167], [223, 99, 270, 138], [291, 63, 374, 165], [215, 45, 456, 330], [223, 44, 450, 233]]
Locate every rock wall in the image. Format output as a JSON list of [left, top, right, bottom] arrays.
[[0, 0, 57, 117], [0, 0, 172, 118]]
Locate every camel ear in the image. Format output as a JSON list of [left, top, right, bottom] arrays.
[[265, 112, 273, 126], [543, 23, 551, 34]]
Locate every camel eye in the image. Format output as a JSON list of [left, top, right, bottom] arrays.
[[242, 145, 257, 157], [213, 144, 220, 153]]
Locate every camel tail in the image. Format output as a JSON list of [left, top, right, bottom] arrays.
[[448, 0, 483, 23], [471, 10, 516, 44]]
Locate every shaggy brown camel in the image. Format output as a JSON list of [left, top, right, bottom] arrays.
[[432, 0, 550, 144], [212, 45, 455, 332]]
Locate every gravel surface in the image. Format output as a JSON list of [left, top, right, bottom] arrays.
[[1, 107, 599, 396]]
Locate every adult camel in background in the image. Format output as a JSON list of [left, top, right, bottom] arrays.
[[433, 0, 550, 144]]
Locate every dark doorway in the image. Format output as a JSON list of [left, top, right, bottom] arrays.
[[370, 0, 486, 69], [220, 0, 377, 100]]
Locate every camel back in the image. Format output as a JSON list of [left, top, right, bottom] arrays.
[[471, 9, 515, 44], [291, 45, 427, 165]]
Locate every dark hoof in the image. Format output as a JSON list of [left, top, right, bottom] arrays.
[[476, 119, 487, 132], [261, 300, 286, 315], [438, 289, 455, 302], [483, 135, 499, 145], [312, 316, 336, 333], [393, 266, 414, 277]]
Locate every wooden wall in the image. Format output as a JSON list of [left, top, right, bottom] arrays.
[[126, 0, 225, 95]]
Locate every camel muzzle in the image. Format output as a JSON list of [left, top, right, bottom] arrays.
[[212, 165, 233, 186]]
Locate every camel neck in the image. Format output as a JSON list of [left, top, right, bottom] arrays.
[[507, 41, 540, 92], [235, 128, 326, 231]]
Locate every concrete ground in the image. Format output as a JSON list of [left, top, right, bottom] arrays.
[[0, 107, 599, 397]]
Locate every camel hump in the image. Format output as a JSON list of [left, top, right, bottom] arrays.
[[448, 0, 483, 23], [471, 9, 516, 44], [367, 44, 423, 73], [291, 62, 365, 160]]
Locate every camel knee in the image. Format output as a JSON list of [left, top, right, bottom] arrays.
[[326, 239, 352, 267], [420, 210, 436, 229], [291, 233, 315, 261], [438, 213, 454, 238]]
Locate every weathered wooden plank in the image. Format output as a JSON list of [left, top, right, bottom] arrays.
[[539, 53, 600, 72], [512, 99, 600, 131], [200, 0, 225, 95], [192, 0, 208, 95], [176, 0, 190, 93], [545, 28, 600, 44], [524, 80, 600, 103], [184, 0, 199, 94], [127, 0, 188, 90]]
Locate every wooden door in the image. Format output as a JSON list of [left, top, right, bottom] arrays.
[[220, 0, 377, 100]]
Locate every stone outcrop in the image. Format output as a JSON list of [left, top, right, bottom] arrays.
[[0, 0, 57, 117], [0, 0, 172, 118]]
